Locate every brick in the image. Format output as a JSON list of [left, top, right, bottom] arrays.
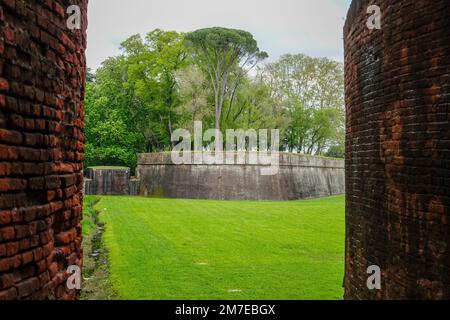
[[0, 0, 87, 301], [29, 177, 45, 190], [18, 147, 41, 161], [3, 27, 15, 42], [0, 178, 27, 192], [0, 79, 9, 92], [0, 273, 14, 290], [14, 225, 29, 239], [0, 257, 12, 272], [1, 227, 15, 241], [55, 229, 75, 245], [0, 211, 12, 225], [18, 238, 31, 251], [23, 207, 37, 223], [0, 145, 19, 160], [6, 242, 19, 256], [0, 129, 22, 144], [21, 251, 34, 265], [16, 277, 39, 298], [344, 0, 450, 300], [45, 175, 61, 189], [0, 288, 17, 300]]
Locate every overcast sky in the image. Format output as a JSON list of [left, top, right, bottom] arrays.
[[86, 0, 352, 70]]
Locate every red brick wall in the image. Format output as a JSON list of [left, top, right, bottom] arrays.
[[344, 0, 450, 299], [0, 0, 87, 300]]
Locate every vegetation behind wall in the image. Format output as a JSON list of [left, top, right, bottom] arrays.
[[84, 28, 345, 170]]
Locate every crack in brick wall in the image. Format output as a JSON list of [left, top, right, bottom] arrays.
[[0, 0, 87, 300], [344, 0, 450, 299]]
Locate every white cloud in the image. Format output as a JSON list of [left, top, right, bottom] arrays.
[[86, 0, 352, 70]]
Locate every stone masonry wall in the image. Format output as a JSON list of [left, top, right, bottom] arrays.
[[344, 0, 450, 299], [137, 153, 345, 201], [84, 167, 138, 196], [0, 0, 87, 299]]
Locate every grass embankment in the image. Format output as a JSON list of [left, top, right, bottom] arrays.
[[83, 195, 345, 300], [81, 196, 117, 300]]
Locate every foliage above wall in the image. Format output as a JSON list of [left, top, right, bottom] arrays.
[[84, 28, 345, 169]]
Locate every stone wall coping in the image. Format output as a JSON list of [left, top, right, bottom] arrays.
[[137, 152, 344, 168]]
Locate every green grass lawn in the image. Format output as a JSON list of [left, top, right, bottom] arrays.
[[89, 195, 345, 300]]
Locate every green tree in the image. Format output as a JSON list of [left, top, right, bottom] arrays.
[[84, 30, 345, 170], [84, 30, 190, 168], [262, 53, 344, 155], [122, 29, 189, 148], [225, 77, 284, 132], [84, 59, 142, 168], [86, 67, 96, 83], [175, 65, 214, 129], [185, 27, 268, 130]]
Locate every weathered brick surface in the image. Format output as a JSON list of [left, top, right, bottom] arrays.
[[0, 0, 87, 300], [344, 0, 450, 299]]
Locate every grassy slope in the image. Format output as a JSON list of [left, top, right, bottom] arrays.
[[82, 196, 98, 237], [95, 196, 345, 300], [81, 195, 117, 300]]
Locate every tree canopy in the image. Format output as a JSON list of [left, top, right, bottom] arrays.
[[84, 29, 345, 170], [185, 27, 268, 130]]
